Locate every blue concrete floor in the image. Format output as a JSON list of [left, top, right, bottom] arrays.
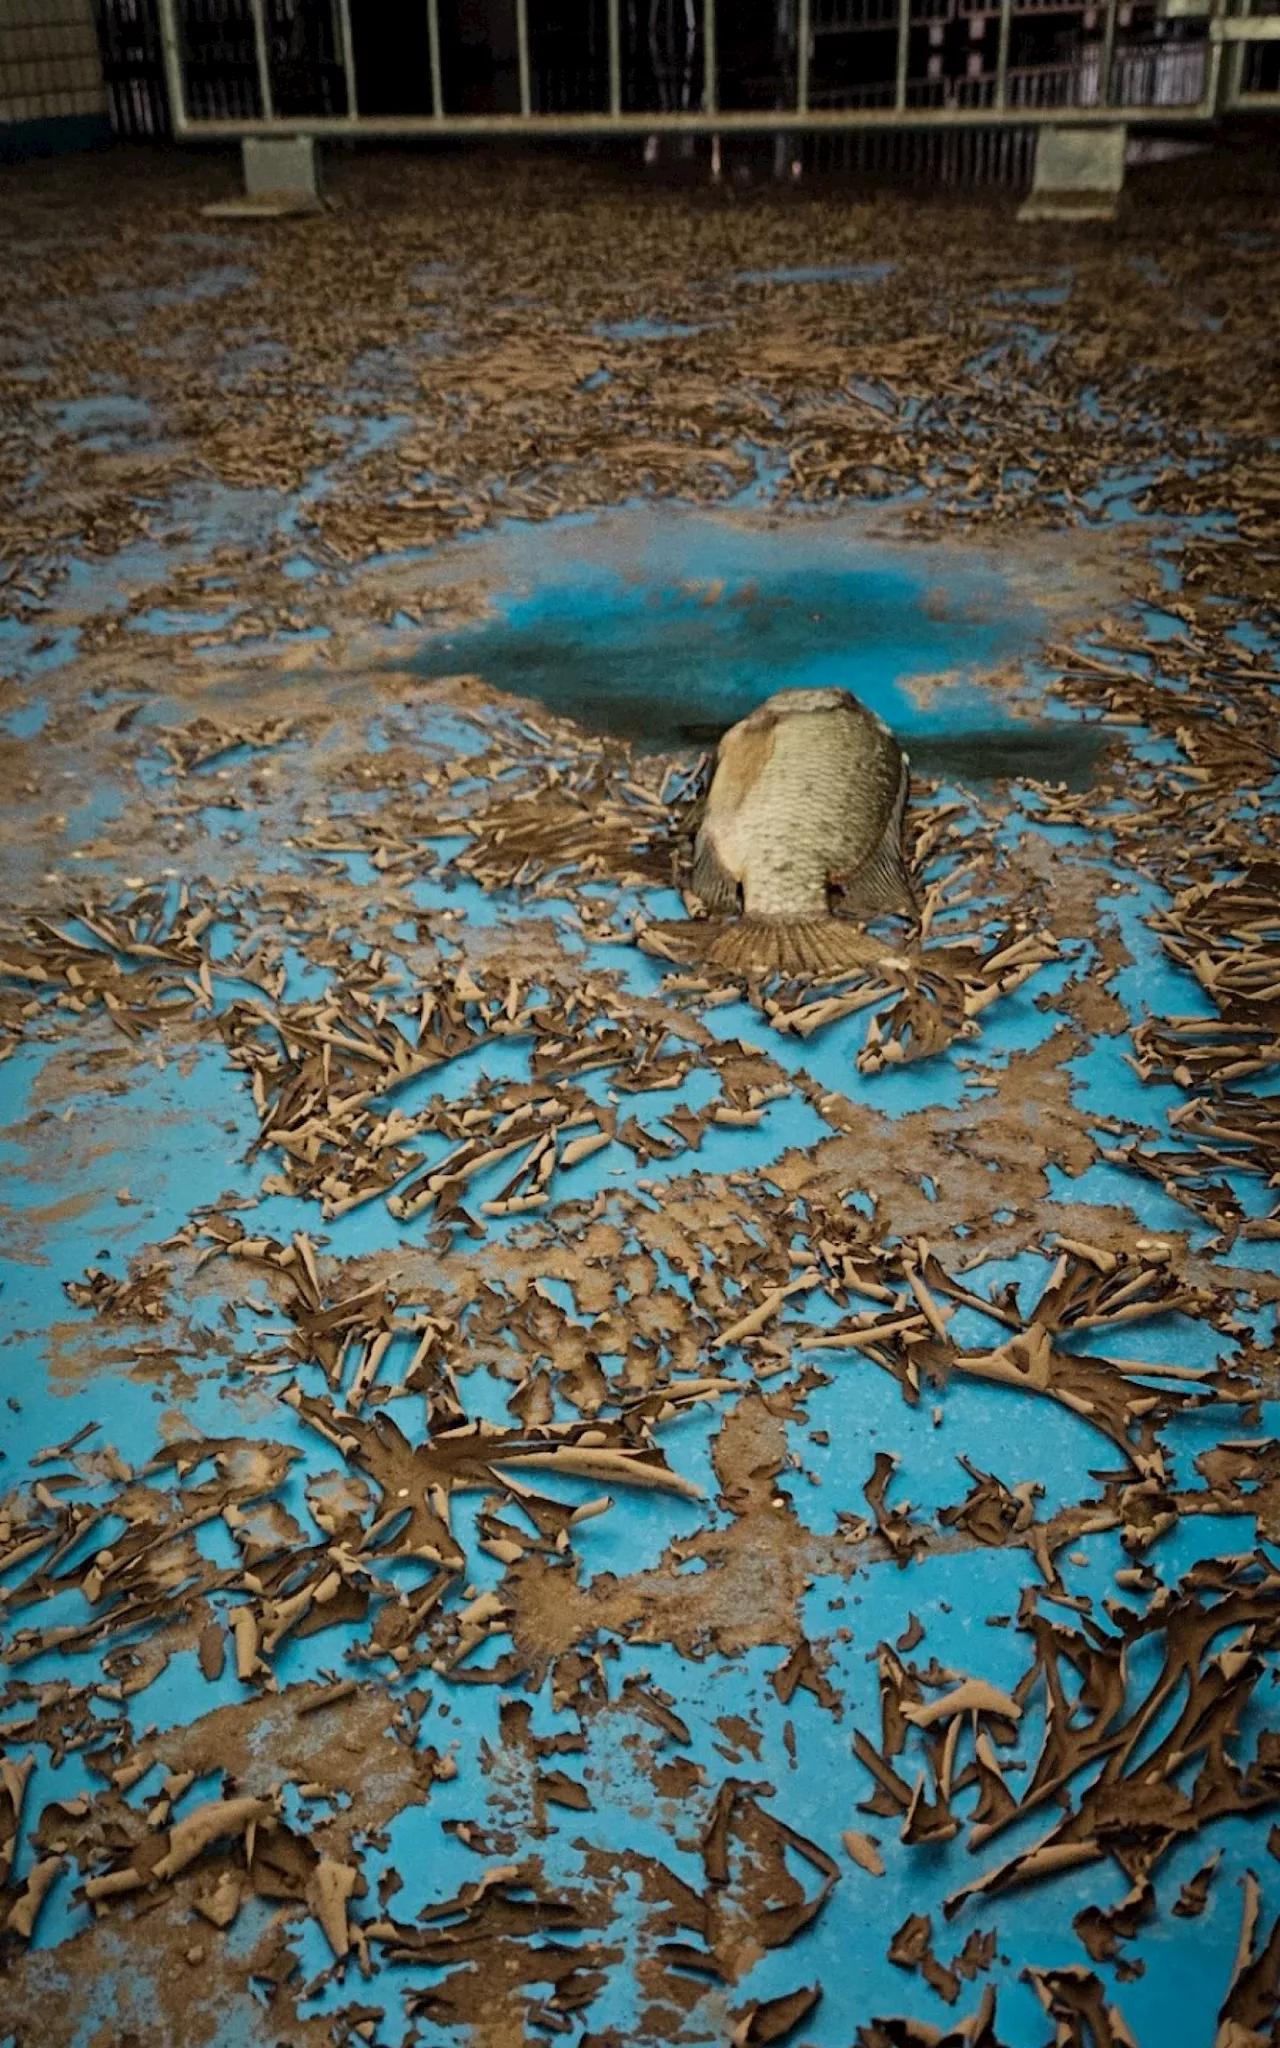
[[2, 149, 1279, 2048]]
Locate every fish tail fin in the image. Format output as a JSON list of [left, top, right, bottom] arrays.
[[638, 917, 898, 978]]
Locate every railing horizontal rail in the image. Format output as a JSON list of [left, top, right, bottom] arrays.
[[166, 104, 1226, 133]]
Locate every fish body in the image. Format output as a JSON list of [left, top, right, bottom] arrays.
[[642, 686, 915, 976], [699, 687, 907, 918]]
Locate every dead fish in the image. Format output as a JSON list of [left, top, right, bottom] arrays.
[[640, 686, 917, 976]]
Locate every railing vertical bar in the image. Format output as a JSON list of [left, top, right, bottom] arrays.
[[894, 0, 910, 111], [516, 0, 532, 115], [1098, 0, 1118, 105], [155, 0, 188, 134], [797, 0, 811, 112], [608, 0, 621, 113], [336, 0, 358, 117], [249, 0, 274, 118], [427, 0, 443, 117], [1202, 24, 1222, 114], [704, 0, 718, 113], [1225, 0, 1250, 109], [995, 0, 1013, 109]]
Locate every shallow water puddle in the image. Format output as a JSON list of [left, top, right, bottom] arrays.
[[407, 504, 1114, 782]]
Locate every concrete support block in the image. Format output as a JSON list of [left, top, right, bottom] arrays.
[[202, 136, 323, 220], [242, 135, 319, 199], [1018, 123, 1127, 223]]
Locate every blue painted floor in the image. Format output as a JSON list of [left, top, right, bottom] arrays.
[[1, 148, 1279, 2048]]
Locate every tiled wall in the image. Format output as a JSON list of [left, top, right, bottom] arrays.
[[0, 0, 107, 128]]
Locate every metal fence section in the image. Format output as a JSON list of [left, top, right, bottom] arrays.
[[144, 0, 1280, 136], [1228, 0, 1280, 103], [93, 0, 170, 137]]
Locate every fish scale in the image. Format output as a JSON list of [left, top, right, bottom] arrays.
[[739, 708, 892, 917], [707, 695, 904, 918]]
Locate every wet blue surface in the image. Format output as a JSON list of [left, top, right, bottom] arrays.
[[594, 317, 714, 340], [407, 505, 1105, 777], [735, 263, 898, 287]]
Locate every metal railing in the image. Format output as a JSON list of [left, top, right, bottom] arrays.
[[1227, 0, 1280, 104], [154, 0, 1280, 136]]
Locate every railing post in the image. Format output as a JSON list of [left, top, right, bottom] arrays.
[[608, 0, 621, 114], [155, 0, 188, 135], [797, 0, 811, 112], [894, 0, 910, 111], [704, 0, 718, 113], [1224, 0, 1250, 110], [335, 0, 358, 118], [995, 0, 1013, 108], [427, 0, 443, 118], [1202, 12, 1224, 116], [516, 0, 532, 114], [249, 0, 274, 118], [1099, 0, 1118, 105]]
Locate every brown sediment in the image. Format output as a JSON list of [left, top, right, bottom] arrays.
[[0, 1888, 338, 2047], [0, 1192, 105, 1266], [119, 1683, 445, 1854], [782, 1031, 1100, 1231], [508, 1395, 835, 1667]]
